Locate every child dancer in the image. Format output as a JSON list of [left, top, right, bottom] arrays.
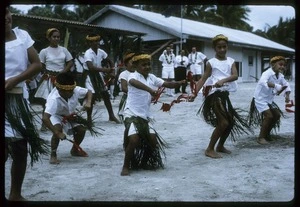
[[121, 53, 185, 175], [191, 34, 251, 158], [248, 56, 291, 144], [42, 73, 93, 164]]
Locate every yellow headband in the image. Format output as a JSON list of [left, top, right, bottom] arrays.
[[132, 54, 151, 63], [270, 56, 286, 64], [46, 28, 59, 38], [55, 80, 76, 91], [123, 53, 135, 62], [212, 34, 228, 44], [86, 35, 101, 41]]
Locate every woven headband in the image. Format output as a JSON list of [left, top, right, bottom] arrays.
[[123, 53, 135, 62], [55, 80, 76, 91], [212, 34, 228, 43], [132, 54, 151, 62], [270, 56, 286, 64], [46, 28, 59, 38], [86, 35, 101, 41]]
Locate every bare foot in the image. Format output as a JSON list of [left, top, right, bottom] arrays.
[[49, 156, 60, 164], [8, 195, 27, 201], [216, 146, 232, 154], [70, 148, 88, 157], [205, 149, 222, 158], [109, 116, 121, 124], [257, 138, 269, 145], [120, 167, 130, 176]]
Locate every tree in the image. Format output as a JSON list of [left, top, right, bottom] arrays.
[[254, 17, 295, 49], [203, 5, 252, 31]]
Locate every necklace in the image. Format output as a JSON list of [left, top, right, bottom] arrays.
[[190, 52, 197, 64], [164, 53, 173, 64]]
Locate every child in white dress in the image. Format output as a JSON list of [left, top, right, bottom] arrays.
[[191, 34, 251, 158]]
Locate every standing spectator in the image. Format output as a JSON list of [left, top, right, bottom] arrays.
[[174, 49, 189, 94], [188, 46, 207, 82], [248, 56, 291, 144], [5, 7, 48, 201], [190, 34, 251, 158], [83, 34, 120, 124], [34, 27, 74, 131], [121, 53, 185, 176], [159, 46, 176, 96]]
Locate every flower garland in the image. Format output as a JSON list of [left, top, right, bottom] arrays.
[[190, 52, 198, 64], [164, 53, 173, 64]]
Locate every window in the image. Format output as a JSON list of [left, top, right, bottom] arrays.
[[235, 61, 242, 77], [248, 56, 253, 66]]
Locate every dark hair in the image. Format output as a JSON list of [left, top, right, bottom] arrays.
[[56, 72, 75, 86]]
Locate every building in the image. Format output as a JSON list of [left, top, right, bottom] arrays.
[[85, 5, 295, 81]]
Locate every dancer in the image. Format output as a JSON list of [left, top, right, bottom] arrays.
[[83, 34, 120, 124], [34, 27, 74, 131], [248, 56, 291, 144], [117, 51, 136, 122], [5, 7, 48, 201], [42, 73, 93, 164], [121, 53, 185, 176], [190, 34, 251, 158]]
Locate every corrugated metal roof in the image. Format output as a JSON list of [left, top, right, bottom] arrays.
[[86, 5, 294, 53], [12, 13, 145, 36]]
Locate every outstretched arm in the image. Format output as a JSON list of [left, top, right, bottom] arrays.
[[129, 78, 157, 96]]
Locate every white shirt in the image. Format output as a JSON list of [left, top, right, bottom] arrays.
[[45, 86, 88, 116], [74, 55, 85, 73], [39, 46, 73, 72], [159, 52, 175, 68], [205, 57, 238, 96], [83, 48, 107, 70], [254, 67, 291, 112], [174, 55, 189, 68], [118, 70, 131, 82], [188, 51, 207, 65], [124, 72, 164, 120], [5, 27, 34, 88]]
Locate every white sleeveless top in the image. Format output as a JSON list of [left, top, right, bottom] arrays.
[[5, 27, 34, 88], [204, 57, 238, 96]]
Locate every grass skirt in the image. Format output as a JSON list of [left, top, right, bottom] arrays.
[[5, 93, 49, 165], [118, 93, 127, 123], [88, 71, 107, 101], [248, 98, 284, 134], [197, 91, 252, 142], [123, 117, 167, 170]]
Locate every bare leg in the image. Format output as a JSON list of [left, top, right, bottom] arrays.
[[50, 124, 62, 164], [50, 136, 60, 164], [257, 110, 273, 145], [102, 91, 120, 123], [8, 139, 28, 201], [216, 118, 232, 154], [71, 126, 87, 157], [205, 98, 229, 158], [205, 128, 223, 158], [86, 95, 96, 125], [121, 135, 139, 176]]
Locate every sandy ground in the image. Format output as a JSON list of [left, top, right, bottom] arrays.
[[4, 81, 296, 205]]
